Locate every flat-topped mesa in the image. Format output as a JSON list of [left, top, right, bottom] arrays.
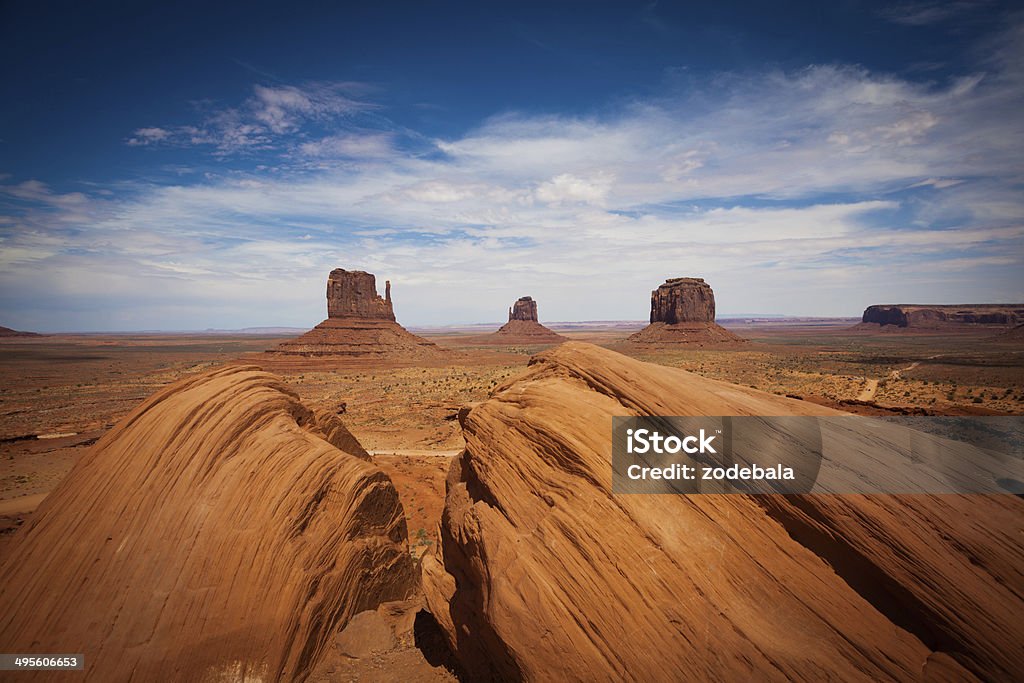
[[861, 303, 1024, 329], [629, 276, 742, 344], [508, 296, 539, 322], [651, 277, 715, 323], [327, 269, 395, 321]]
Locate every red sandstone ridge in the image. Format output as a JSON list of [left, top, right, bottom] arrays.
[[628, 277, 744, 344], [0, 364, 415, 681], [421, 342, 1023, 680], [266, 268, 446, 363], [470, 296, 567, 345]]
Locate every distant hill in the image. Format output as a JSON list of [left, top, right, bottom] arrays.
[[0, 326, 41, 337]]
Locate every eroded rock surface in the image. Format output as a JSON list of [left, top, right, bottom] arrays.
[[0, 365, 415, 681], [629, 277, 742, 344], [422, 342, 1023, 681], [650, 277, 715, 323], [508, 296, 539, 322], [481, 296, 565, 344], [861, 304, 1024, 329], [268, 269, 446, 363], [327, 269, 396, 321]]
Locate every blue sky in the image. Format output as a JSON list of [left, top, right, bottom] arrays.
[[1, 0, 1022, 331]]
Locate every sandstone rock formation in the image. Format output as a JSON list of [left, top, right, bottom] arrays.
[[649, 276, 715, 323], [0, 365, 415, 681], [629, 277, 743, 343], [422, 342, 1023, 681], [508, 296, 539, 322], [267, 269, 446, 364], [472, 296, 566, 345], [860, 303, 1024, 329], [327, 268, 395, 321]]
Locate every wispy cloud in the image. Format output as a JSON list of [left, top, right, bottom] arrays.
[[879, 1, 991, 26], [125, 82, 376, 155]]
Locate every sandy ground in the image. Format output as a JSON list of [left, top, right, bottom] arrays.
[[0, 323, 1020, 677]]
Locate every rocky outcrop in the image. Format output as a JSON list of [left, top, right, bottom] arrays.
[[327, 269, 395, 321], [0, 365, 415, 681], [861, 304, 1024, 329], [629, 277, 743, 344], [267, 269, 446, 364], [650, 277, 715, 323], [508, 296, 539, 322], [422, 342, 1023, 681], [468, 296, 566, 345]]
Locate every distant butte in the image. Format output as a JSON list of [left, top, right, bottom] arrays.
[[628, 277, 744, 344], [858, 303, 1024, 330], [471, 296, 566, 345], [265, 268, 446, 362]]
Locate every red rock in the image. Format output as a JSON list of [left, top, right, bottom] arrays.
[[266, 269, 447, 363], [650, 277, 715, 323], [860, 304, 1024, 329], [629, 277, 744, 344], [327, 269, 396, 321], [421, 342, 1023, 681], [508, 296, 539, 322], [0, 365, 415, 681], [468, 296, 566, 345]]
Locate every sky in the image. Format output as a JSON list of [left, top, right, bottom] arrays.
[[1, 0, 1022, 331]]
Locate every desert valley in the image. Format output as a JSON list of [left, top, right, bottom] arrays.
[[0, 269, 1020, 681]]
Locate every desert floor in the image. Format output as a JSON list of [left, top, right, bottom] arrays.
[[0, 322, 1020, 679]]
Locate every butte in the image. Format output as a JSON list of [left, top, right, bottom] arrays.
[[265, 268, 447, 364], [628, 277, 744, 344], [471, 296, 566, 345]]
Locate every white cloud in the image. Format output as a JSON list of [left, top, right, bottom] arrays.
[[298, 133, 394, 158], [535, 173, 614, 205], [124, 82, 375, 154], [126, 127, 171, 146]]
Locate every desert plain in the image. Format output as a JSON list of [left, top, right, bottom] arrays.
[[0, 297, 1021, 680], [3, 322, 1023, 551]]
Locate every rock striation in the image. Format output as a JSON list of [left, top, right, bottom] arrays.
[[860, 303, 1024, 329], [629, 277, 743, 344], [0, 365, 415, 681], [422, 342, 1023, 681], [267, 269, 446, 363]]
